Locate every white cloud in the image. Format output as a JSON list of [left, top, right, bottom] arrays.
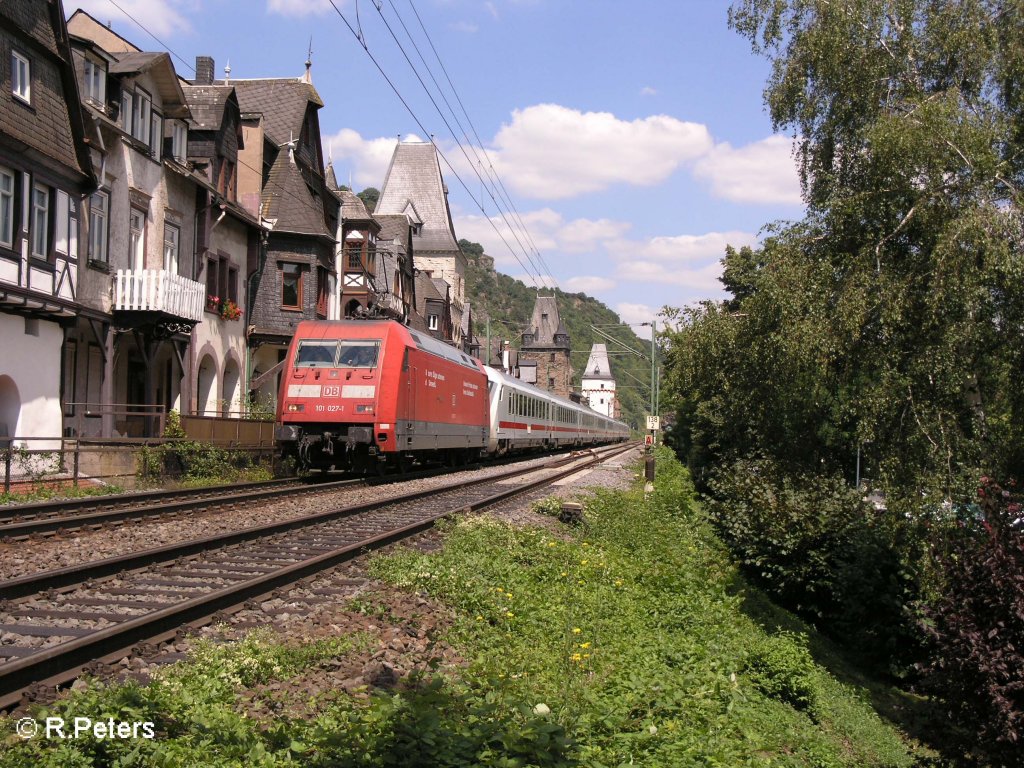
[[617, 259, 726, 295], [640, 86, 657, 96], [322, 130, 423, 190], [615, 303, 657, 339], [564, 276, 617, 294], [490, 104, 713, 199], [73, 0, 192, 38], [267, 0, 336, 17], [694, 134, 802, 205], [617, 230, 759, 263], [484, 2, 499, 20], [451, 20, 479, 33], [453, 208, 629, 267]]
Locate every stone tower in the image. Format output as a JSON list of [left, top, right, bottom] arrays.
[[518, 295, 572, 397], [581, 343, 617, 418], [375, 140, 465, 345]]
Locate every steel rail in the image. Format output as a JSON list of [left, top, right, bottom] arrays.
[[0, 446, 596, 538], [0, 445, 630, 599], [0, 477, 300, 524], [0, 443, 637, 709]]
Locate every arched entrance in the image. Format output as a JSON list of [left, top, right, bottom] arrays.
[[0, 375, 20, 440], [222, 358, 241, 417], [196, 354, 218, 417]]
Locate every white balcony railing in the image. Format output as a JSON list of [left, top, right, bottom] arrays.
[[114, 269, 205, 322]]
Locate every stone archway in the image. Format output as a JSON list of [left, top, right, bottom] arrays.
[[222, 356, 241, 417], [0, 375, 20, 440], [195, 354, 218, 417]]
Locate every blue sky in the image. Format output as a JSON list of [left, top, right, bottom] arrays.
[[70, 0, 805, 337]]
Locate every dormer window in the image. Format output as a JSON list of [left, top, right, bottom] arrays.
[[171, 121, 187, 162], [134, 89, 152, 145], [122, 86, 153, 148], [411, 222, 422, 235], [11, 50, 30, 104], [83, 58, 106, 105]]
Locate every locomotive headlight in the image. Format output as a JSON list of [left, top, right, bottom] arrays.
[[355, 404, 374, 414], [286, 403, 305, 412]]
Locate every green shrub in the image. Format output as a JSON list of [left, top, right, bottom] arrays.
[[705, 457, 920, 666], [706, 457, 868, 619], [744, 631, 819, 712]]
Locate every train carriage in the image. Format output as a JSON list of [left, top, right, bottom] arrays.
[[484, 366, 629, 455], [275, 320, 489, 472]]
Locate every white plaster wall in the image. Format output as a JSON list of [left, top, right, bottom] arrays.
[[191, 215, 249, 416], [582, 379, 616, 418], [0, 314, 64, 439]]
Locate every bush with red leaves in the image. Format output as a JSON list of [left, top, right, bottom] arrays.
[[922, 477, 1024, 766]]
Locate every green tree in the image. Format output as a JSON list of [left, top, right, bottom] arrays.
[[661, 0, 1024, 696], [357, 186, 379, 213], [718, 0, 1024, 499]]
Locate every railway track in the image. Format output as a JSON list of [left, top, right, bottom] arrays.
[[0, 477, 308, 537], [0, 443, 637, 709], [0, 449, 593, 540]]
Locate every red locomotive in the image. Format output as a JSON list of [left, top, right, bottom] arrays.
[[275, 320, 489, 472]]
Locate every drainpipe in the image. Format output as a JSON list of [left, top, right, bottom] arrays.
[[244, 222, 271, 411]]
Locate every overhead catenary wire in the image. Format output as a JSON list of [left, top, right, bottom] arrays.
[[326, 0, 552, 290], [381, 0, 551, 286], [400, 0, 554, 282], [99, 1, 553, 296]]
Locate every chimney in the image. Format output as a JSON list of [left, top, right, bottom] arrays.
[[195, 56, 215, 85]]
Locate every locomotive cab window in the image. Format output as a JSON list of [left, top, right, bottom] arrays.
[[295, 340, 338, 368], [338, 340, 380, 368]]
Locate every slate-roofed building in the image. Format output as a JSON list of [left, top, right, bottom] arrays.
[[66, 10, 219, 436], [414, 271, 453, 341], [518, 294, 572, 398], [375, 140, 466, 346], [373, 212, 416, 324], [581, 343, 617, 418], [0, 0, 97, 443], [213, 58, 340, 409], [180, 80, 262, 419], [326, 172, 381, 318]]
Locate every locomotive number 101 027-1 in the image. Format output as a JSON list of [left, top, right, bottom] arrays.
[[314, 404, 343, 413]]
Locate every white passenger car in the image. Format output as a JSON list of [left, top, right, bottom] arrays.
[[484, 366, 630, 455]]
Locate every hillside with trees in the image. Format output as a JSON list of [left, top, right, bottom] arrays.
[[459, 239, 651, 429]]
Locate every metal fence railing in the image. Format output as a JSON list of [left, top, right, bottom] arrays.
[[2, 433, 276, 495]]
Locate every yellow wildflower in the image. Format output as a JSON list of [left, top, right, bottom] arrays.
[[570, 653, 582, 662], [506, 611, 515, 618], [572, 627, 582, 634], [580, 642, 591, 649], [580, 559, 588, 565]]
